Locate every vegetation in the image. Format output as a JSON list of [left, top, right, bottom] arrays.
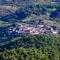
[[4, 35, 60, 50], [0, 20, 12, 27], [0, 35, 60, 60], [0, 47, 60, 60], [0, 1, 60, 60]]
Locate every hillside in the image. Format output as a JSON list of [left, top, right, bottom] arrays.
[[0, 35, 60, 60], [0, 1, 60, 60]]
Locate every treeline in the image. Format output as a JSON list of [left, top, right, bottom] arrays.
[[1, 35, 60, 51], [0, 47, 60, 60], [0, 35, 60, 60]]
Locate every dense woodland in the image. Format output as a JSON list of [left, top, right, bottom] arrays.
[[0, 35, 60, 60]]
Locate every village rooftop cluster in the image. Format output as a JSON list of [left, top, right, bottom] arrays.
[[8, 22, 58, 36]]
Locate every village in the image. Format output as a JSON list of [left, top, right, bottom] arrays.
[[8, 19, 59, 36]]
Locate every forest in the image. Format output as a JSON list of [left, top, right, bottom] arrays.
[[0, 35, 60, 60]]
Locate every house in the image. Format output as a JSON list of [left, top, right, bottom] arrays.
[[30, 28, 40, 35], [52, 30, 58, 35], [37, 25, 44, 28]]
